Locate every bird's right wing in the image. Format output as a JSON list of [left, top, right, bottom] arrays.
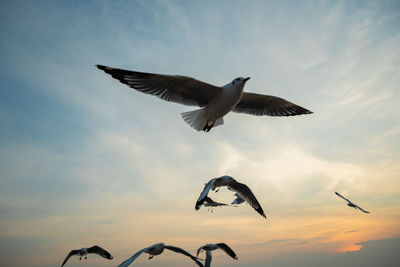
[[216, 243, 238, 259], [96, 65, 222, 107], [87, 245, 113, 259], [229, 181, 266, 218], [117, 248, 146, 267], [61, 250, 79, 267], [233, 92, 312, 116], [195, 179, 216, 210], [165, 245, 204, 267], [356, 205, 370, 214], [335, 192, 351, 203], [205, 250, 212, 267]]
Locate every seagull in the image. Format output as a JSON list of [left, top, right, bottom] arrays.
[[201, 196, 228, 212], [335, 192, 370, 213], [195, 176, 266, 218], [118, 242, 204, 267], [197, 243, 238, 267], [96, 65, 312, 132], [61, 245, 113, 266], [231, 193, 245, 205]]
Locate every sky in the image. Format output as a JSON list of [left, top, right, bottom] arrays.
[[0, 0, 399, 266]]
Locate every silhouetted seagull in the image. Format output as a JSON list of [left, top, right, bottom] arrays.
[[197, 243, 238, 267], [231, 193, 245, 205], [195, 176, 266, 218], [201, 196, 228, 212], [61, 245, 113, 266], [96, 65, 312, 132], [118, 242, 204, 267], [335, 192, 370, 213]]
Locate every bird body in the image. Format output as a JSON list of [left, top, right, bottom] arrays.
[[96, 65, 312, 132]]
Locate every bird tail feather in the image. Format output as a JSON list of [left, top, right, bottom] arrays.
[[181, 109, 206, 131]]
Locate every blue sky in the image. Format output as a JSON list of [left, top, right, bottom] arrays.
[[1, 1, 399, 266]]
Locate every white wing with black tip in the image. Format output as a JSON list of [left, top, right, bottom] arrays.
[[228, 181, 266, 218], [61, 250, 79, 267], [164, 245, 204, 267], [233, 93, 312, 116], [117, 248, 147, 267], [195, 178, 216, 210], [216, 243, 238, 259], [96, 65, 221, 107], [87, 245, 113, 259]]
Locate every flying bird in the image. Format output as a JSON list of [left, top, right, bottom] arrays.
[[61, 245, 113, 266], [231, 193, 245, 205], [201, 196, 228, 212], [195, 176, 266, 218], [335, 192, 370, 213], [197, 243, 238, 267], [96, 65, 312, 132], [118, 242, 204, 267]]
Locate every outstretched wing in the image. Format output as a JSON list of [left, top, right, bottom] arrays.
[[61, 250, 79, 267], [97, 65, 221, 107], [195, 178, 216, 210], [87, 245, 113, 259], [117, 248, 146, 267], [335, 192, 352, 204], [164, 245, 204, 267], [229, 181, 266, 218], [205, 250, 212, 267], [356, 205, 370, 214], [216, 243, 238, 260], [233, 92, 312, 116]]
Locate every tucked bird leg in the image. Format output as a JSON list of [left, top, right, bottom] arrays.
[[148, 255, 154, 260], [202, 121, 215, 132]]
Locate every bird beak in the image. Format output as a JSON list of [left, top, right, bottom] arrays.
[[243, 77, 250, 82]]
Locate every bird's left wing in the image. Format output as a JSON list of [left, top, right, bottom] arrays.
[[195, 178, 216, 210], [61, 250, 79, 267], [233, 92, 312, 116], [229, 181, 266, 218], [335, 192, 351, 203], [87, 245, 113, 259], [117, 248, 146, 267], [216, 243, 238, 259], [164, 245, 204, 267]]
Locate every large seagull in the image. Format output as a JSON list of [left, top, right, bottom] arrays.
[[61, 245, 113, 266], [335, 192, 370, 214], [118, 242, 204, 267], [96, 65, 312, 132], [195, 175, 266, 218]]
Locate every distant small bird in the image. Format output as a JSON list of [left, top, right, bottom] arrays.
[[201, 196, 228, 212], [197, 243, 238, 267], [61, 245, 113, 266], [335, 192, 370, 213], [195, 176, 266, 218], [96, 65, 312, 132], [231, 193, 245, 205], [118, 242, 204, 267]]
